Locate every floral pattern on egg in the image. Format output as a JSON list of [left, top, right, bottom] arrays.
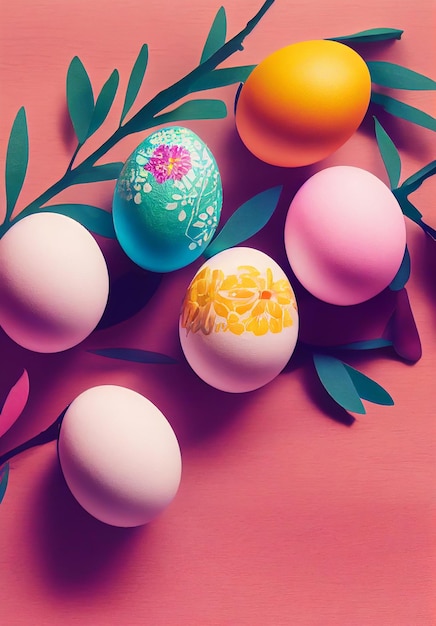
[[181, 264, 297, 337], [113, 126, 222, 272], [179, 247, 300, 393]]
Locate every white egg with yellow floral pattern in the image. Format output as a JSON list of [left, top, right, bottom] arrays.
[[179, 247, 299, 393]]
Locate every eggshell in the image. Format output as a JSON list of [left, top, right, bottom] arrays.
[[0, 213, 109, 352], [235, 40, 371, 167], [179, 247, 299, 393], [112, 126, 222, 272], [284, 166, 407, 305], [58, 385, 182, 527]]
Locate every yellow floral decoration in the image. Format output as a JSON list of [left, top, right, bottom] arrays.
[[181, 265, 297, 337]]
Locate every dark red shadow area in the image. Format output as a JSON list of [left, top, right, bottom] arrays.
[[30, 454, 143, 594]]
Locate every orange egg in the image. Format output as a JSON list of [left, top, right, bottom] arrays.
[[235, 40, 371, 167]]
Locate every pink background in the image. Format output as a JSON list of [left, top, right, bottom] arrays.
[[0, 0, 435, 624]]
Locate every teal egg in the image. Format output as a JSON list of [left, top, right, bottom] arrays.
[[112, 126, 223, 272]]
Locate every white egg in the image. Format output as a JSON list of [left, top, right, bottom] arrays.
[[179, 247, 299, 393], [0, 213, 109, 352], [58, 385, 182, 527]]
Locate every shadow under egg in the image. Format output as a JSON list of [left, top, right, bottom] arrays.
[[30, 454, 144, 595]]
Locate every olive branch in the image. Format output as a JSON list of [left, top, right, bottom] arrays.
[[0, 1, 273, 238]]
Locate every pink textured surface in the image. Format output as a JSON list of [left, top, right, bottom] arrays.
[[0, 1, 435, 624]]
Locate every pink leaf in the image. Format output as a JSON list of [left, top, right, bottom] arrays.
[[0, 369, 30, 439]]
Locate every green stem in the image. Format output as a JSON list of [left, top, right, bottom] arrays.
[[79, 0, 274, 169], [66, 142, 82, 172], [66, 125, 127, 178], [0, 171, 74, 236], [2, 0, 275, 233], [0, 410, 65, 467]]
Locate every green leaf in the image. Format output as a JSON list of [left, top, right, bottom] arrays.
[[5, 107, 29, 222], [66, 56, 95, 144], [389, 245, 411, 291], [71, 162, 124, 184], [190, 65, 256, 92], [26, 204, 116, 238], [204, 186, 283, 258], [0, 463, 10, 505], [371, 91, 436, 131], [373, 116, 401, 188], [88, 69, 120, 136], [137, 99, 227, 132], [343, 364, 394, 406], [313, 353, 365, 414], [401, 160, 436, 194], [367, 61, 436, 91], [200, 6, 227, 63], [120, 44, 149, 124], [335, 338, 393, 351], [328, 27, 403, 43], [89, 348, 177, 364]]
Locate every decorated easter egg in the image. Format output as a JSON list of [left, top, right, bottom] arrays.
[[235, 40, 371, 167], [58, 385, 182, 527], [179, 247, 299, 393], [0, 213, 109, 353], [284, 166, 407, 305], [112, 126, 222, 272]]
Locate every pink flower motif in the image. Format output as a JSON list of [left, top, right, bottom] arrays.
[[145, 144, 192, 183]]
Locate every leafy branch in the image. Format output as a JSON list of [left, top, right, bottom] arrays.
[[329, 28, 436, 133], [0, 0, 275, 237], [374, 116, 436, 243]]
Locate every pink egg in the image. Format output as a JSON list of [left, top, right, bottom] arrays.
[[0, 213, 109, 352], [284, 166, 406, 305], [58, 385, 182, 527]]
